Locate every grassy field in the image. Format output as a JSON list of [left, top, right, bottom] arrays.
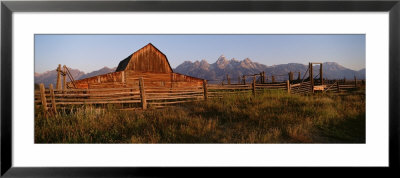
[[35, 90, 365, 143]]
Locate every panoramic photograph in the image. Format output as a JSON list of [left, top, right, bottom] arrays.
[[34, 34, 366, 143]]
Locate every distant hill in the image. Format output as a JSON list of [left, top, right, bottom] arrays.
[[35, 67, 116, 88], [174, 55, 365, 83], [358, 68, 366, 78]]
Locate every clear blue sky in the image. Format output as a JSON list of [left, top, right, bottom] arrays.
[[35, 34, 365, 73]]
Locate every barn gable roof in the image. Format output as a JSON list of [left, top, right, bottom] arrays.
[[115, 54, 132, 72], [115, 43, 173, 72]]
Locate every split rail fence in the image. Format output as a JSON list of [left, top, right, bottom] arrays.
[[35, 78, 362, 114]]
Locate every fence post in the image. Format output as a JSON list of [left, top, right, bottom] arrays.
[[320, 63, 323, 85], [286, 80, 290, 94], [252, 77, 256, 96], [39, 83, 48, 116], [49, 84, 57, 115], [336, 80, 340, 93], [203, 80, 208, 100], [62, 65, 67, 91], [298, 72, 301, 81], [139, 77, 147, 110], [262, 71, 265, 84], [354, 76, 357, 88], [56, 64, 62, 90], [227, 74, 230, 85], [243, 75, 246, 85], [271, 76, 275, 83], [289, 72, 293, 82]]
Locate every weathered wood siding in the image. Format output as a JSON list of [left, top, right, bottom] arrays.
[[69, 71, 203, 89], [68, 71, 125, 89], [125, 44, 172, 73], [124, 71, 203, 88]]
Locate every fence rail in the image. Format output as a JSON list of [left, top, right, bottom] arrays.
[[35, 78, 362, 115]]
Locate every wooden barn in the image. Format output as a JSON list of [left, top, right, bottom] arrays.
[[67, 43, 204, 89]]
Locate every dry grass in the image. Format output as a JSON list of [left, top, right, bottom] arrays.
[[35, 90, 365, 143]]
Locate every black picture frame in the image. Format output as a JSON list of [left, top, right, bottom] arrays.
[[1, 0, 399, 177]]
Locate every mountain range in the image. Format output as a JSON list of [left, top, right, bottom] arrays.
[[35, 56, 365, 87], [174, 55, 365, 83]]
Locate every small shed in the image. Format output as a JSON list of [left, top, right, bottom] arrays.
[[69, 43, 204, 89]]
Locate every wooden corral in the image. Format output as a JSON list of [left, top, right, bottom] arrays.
[[221, 62, 364, 95], [66, 43, 204, 89], [35, 80, 290, 113], [35, 77, 362, 113]]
